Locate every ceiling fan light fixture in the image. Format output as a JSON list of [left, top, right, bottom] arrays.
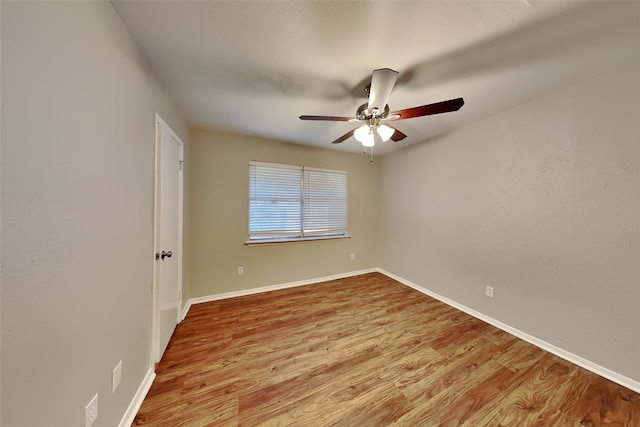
[[354, 124, 375, 147], [361, 136, 375, 147], [377, 124, 394, 142]]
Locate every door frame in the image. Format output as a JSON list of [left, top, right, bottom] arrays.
[[152, 113, 185, 364]]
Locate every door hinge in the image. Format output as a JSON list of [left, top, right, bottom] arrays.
[[179, 160, 184, 171]]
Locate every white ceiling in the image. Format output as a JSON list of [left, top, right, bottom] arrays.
[[112, 1, 640, 156]]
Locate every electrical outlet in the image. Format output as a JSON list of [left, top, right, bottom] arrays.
[[237, 266, 244, 275], [112, 360, 122, 393], [85, 394, 98, 427], [350, 253, 355, 260], [485, 286, 494, 298]]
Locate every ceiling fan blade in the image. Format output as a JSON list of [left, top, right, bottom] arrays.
[[331, 129, 355, 144], [388, 98, 465, 121], [299, 115, 353, 121], [387, 125, 407, 142], [368, 68, 399, 114]]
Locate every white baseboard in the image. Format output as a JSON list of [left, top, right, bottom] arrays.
[[118, 367, 156, 427], [181, 268, 378, 321], [378, 268, 640, 394]]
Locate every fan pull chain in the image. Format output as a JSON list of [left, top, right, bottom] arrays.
[[362, 146, 375, 162]]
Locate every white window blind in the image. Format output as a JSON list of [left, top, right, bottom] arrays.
[[303, 167, 348, 237], [249, 161, 348, 242]]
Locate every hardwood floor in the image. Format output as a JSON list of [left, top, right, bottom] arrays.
[[133, 272, 640, 426]]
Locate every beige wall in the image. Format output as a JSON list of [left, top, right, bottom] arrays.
[[188, 128, 379, 297], [1, 2, 188, 426], [379, 60, 640, 384]]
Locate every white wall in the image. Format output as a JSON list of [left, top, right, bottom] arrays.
[[379, 60, 640, 385], [1, 2, 188, 426]]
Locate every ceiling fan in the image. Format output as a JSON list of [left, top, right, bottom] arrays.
[[299, 68, 464, 148]]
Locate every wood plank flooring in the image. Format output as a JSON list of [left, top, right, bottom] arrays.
[[133, 272, 640, 426]]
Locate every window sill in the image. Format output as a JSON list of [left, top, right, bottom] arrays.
[[245, 234, 351, 247]]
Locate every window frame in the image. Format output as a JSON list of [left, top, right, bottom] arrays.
[[246, 161, 349, 245]]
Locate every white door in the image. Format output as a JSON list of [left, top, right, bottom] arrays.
[[153, 114, 184, 363]]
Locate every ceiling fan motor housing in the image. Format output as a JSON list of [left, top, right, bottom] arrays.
[[356, 103, 390, 121]]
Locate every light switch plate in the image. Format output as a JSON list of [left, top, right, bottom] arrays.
[[112, 360, 122, 393]]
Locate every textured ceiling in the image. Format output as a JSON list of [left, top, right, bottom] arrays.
[[113, 1, 640, 155]]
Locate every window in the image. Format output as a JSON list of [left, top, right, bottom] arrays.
[[248, 161, 348, 243]]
